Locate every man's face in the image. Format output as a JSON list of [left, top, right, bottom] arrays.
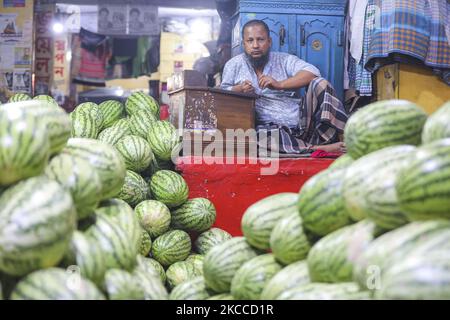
[[243, 25, 271, 59]]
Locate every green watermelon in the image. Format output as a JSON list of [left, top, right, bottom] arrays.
[[98, 100, 124, 129], [343, 145, 416, 226], [171, 198, 216, 233], [111, 118, 130, 131], [344, 99, 427, 159], [146, 121, 180, 161], [270, 212, 312, 265], [166, 261, 202, 289], [128, 109, 158, 139], [260, 260, 310, 300], [0, 177, 76, 276], [8, 93, 31, 102], [10, 268, 105, 300], [33, 95, 59, 107], [422, 101, 450, 144], [117, 170, 149, 207], [149, 170, 189, 208], [194, 228, 232, 255], [328, 154, 354, 170], [135, 200, 171, 238], [396, 139, 450, 221], [203, 237, 259, 293], [185, 254, 204, 275], [115, 135, 154, 173], [0, 107, 50, 185], [133, 270, 168, 300], [276, 282, 367, 300], [63, 138, 126, 200], [135, 255, 166, 284], [104, 269, 144, 300], [169, 277, 210, 300], [230, 254, 282, 300], [70, 109, 99, 139], [73, 102, 104, 130], [298, 168, 352, 236], [45, 153, 102, 219], [140, 229, 152, 256], [151, 230, 192, 267], [98, 125, 131, 146], [207, 293, 235, 300], [126, 91, 160, 117]]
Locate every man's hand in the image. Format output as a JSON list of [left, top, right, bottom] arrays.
[[232, 80, 255, 93], [258, 75, 283, 90]]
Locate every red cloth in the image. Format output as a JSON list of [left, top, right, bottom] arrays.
[[311, 150, 343, 158]]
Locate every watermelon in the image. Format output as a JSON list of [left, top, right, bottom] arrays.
[[98, 125, 131, 146], [298, 168, 352, 236], [260, 260, 310, 300], [8, 93, 31, 102], [73, 102, 103, 130], [10, 268, 105, 300], [194, 228, 232, 255], [207, 293, 235, 300], [104, 269, 144, 300], [0, 107, 50, 185], [185, 254, 204, 275], [343, 145, 416, 226], [111, 118, 130, 131], [270, 212, 312, 265], [171, 198, 216, 233], [33, 95, 59, 107], [133, 270, 168, 300], [115, 135, 153, 173], [135, 200, 171, 238], [63, 231, 106, 286], [117, 170, 149, 207], [230, 254, 282, 300], [128, 109, 158, 139], [70, 109, 99, 139], [140, 229, 152, 256], [344, 99, 427, 159], [242, 193, 299, 250], [0, 177, 76, 276], [328, 154, 354, 170], [203, 237, 260, 293], [63, 138, 126, 200], [151, 230, 192, 267], [307, 220, 376, 283], [169, 277, 210, 300], [126, 91, 160, 117], [45, 153, 102, 219], [135, 255, 166, 284], [166, 261, 202, 289], [396, 139, 450, 221], [421, 101, 450, 144], [149, 170, 189, 208], [146, 121, 180, 161], [98, 100, 124, 129], [276, 282, 366, 300]]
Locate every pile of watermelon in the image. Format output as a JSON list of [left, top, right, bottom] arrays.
[[0, 92, 230, 300]]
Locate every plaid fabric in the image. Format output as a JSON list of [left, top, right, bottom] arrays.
[[257, 78, 348, 155], [366, 0, 450, 72]]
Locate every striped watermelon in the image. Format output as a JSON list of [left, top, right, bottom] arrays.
[[45, 153, 102, 219], [133, 270, 168, 300], [146, 121, 180, 161], [145, 157, 176, 177], [307, 220, 376, 283], [140, 229, 152, 256], [166, 261, 202, 289], [194, 228, 232, 255], [171, 198, 216, 233], [86, 214, 138, 271], [128, 109, 158, 139], [230, 254, 282, 300], [0, 107, 50, 185], [422, 101, 450, 144], [242, 193, 299, 250], [33, 95, 59, 107], [260, 260, 310, 300], [111, 118, 130, 131], [70, 109, 99, 139], [0, 177, 76, 276], [126, 91, 160, 117], [63, 231, 106, 286], [299, 168, 352, 236], [151, 230, 192, 267], [104, 269, 144, 300], [344, 99, 427, 159], [169, 277, 210, 300], [135, 200, 171, 238], [98, 125, 131, 146], [149, 170, 189, 208], [270, 212, 312, 265], [276, 282, 366, 300], [207, 293, 235, 300], [115, 135, 154, 173], [8, 93, 31, 102], [117, 170, 149, 207], [74, 102, 104, 130], [63, 138, 126, 200], [343, 145, 416, 226], [98, 100, 124, 129], [10, 268, 105, 300], [397, 139, 450, 221], [203, 237, 259, 293], [135, 255, 166, 284], [185, 254, 204, 275], [328, 154, 354, 170]]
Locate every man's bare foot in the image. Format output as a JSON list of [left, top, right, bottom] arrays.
[[314, 142, 346, 153]]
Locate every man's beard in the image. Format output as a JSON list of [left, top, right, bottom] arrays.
[[245, 50, 270, 69]]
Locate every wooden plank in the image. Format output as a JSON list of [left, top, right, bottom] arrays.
[[376, 64, 399, 101]]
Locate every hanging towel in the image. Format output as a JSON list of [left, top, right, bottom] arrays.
[[349, 0, 369, 64]]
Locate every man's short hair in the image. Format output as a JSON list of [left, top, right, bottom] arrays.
[[99, 7, 109, 15], [242, 19, 270, 39], [130, 8, 140, 16]]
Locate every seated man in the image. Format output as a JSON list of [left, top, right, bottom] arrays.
[[220, 19, 347, 154]]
